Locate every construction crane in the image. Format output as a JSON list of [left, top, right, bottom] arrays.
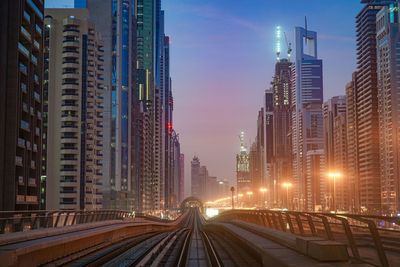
[[284, 32, 292, 61]]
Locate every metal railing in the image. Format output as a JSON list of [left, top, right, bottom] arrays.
[[0, 210, 134, 234], [211, 210, 400, 267]]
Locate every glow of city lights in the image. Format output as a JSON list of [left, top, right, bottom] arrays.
[[283, 183, 292, 187], [328, 172, 341, 178], [238, 193, 243, 197], [246, 191, 253, 195], [206, 208, 219, 218], [259, 188, 267, 192]]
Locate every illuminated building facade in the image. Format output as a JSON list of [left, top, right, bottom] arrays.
[[86, 0, 137, 211], [354, 0, 395, 213], [291, 26, 324, 211], [45, 9, 104, 210], [0, 0, 44, 210], [271, 59, 293, 207], [306, 149, 325, 211], [135, 0, 159, 212], [323, 96, 349, 211], [346, 72, 359, 212], [249, 108, 265, 195], [179, 153, 184, 203], [377, 3, 400, 213], [237, 132, 251, 194], [191, 156, 201, 199]]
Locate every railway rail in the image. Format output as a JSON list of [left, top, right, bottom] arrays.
[[48, 208, 259, 267]]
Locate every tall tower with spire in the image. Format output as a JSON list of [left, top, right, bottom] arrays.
[[236, 132, 250, 194]]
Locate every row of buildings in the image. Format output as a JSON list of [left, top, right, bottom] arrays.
[[237, 0, 400, 214], [0, 0, 184, 213], [191, 156, 231, 202]]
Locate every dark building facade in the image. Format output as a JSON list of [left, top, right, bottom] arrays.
[[0, 0, 44, 211], [346, 72, 359, 213], [354, 0, 395, 213], [271, 59, 292, 207]]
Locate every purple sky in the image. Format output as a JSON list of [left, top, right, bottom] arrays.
[[46, 0, 361, 197]]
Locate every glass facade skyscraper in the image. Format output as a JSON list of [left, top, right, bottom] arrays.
[[291, 26, 324, 211], [86, 0, 136, 210]]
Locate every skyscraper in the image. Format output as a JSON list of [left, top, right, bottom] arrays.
[[44, 9, 104, 210], [354, 0, 395, 213], [191, 156, 201, 198], [0, 0, 44, 210], [271, 59, 293, 207], [251, 108, 265, 193], [170, 130, 181, 208], [86, 0, 137, 211], [346, 72, 359, 212], [179, 153, 184, 203], [237, 132, 250, 194], [323, 96, 348, 211], [291, 26, 324, 211], [376, 2, 400, 213], [136, 0, 158, 212], [264, 90, 273, 203], [306, 149, 325, 211]]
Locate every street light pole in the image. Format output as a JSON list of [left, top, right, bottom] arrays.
[[231, 186, 235, 210]]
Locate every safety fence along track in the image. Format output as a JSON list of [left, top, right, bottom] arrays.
[[211, 209, 400, 267]]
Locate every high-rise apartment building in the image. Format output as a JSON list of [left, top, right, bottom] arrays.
[[199, 166, 208, 201], [160, 31, 174, 210], [376, 2, 400, 213], [0, 0, 44, 210], [44, 9, 104, 210], [85, 0, 137, 211], [236, 132, 250, 194], [354, 0, 395, 213], [191, 156, 201, 199], [251, 108, 265, 193], [271, 59, 293, 207], [323, 96, 349, 211], [136, 0, 158, 212], [170, 130, 181, 208], [179, 153, 184, 203], [249, 141, 260, 193], [306, 149, 325, 211], [346, 72, 359, 212], [264, 91, 273, 203], [291, 26, 324, 211]]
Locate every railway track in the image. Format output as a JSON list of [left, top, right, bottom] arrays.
[[46, 208, 222, 267], [43, 208, 264, 267]]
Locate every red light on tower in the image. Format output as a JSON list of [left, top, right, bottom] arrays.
[[167, 122, 172, 134]]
